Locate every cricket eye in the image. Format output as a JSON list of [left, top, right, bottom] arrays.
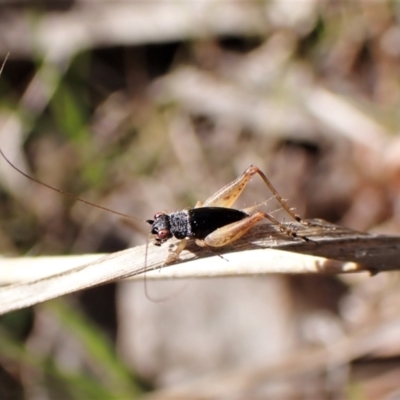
[[157, 229, 170, 240], [154, 212, 165, 220]]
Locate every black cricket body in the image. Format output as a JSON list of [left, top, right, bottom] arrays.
[[147, 207, 249, 246]]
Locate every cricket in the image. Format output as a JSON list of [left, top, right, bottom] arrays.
[[147, 165, 309, 265], [0, 148, 308, 265]]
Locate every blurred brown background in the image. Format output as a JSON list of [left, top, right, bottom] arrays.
[[1, 1, 400, 399]]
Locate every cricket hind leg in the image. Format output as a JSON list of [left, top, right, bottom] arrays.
[[260, 211, 311, 242], [246, 166, 307, 225], [196, 165, 307, 226], [195, 212, 265, 248], [196, 165, 257, 209], [196, 210, 306, 249]]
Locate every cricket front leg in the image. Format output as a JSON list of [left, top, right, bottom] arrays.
[[163, 239, 188, 265]]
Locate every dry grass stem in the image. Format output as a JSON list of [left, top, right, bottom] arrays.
[[0, 220, 399, 315]]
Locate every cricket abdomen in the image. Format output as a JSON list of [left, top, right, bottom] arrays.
[[187, 207, 248, 239]]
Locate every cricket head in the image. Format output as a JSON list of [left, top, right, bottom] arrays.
[[146, 211, 173, 246]]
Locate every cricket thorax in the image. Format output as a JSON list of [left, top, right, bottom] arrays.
[[147, 210, 190, 245], [169, 211, 191, 239]]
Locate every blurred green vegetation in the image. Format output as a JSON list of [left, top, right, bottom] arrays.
[[0, 301, 142, 399]]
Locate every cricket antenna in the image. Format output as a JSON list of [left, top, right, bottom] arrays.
[[143, 234, 159, 302], [143, 233, 188, 303], [0, 53, 9, 76], [143, 234, 168, 303], [0, 147, 144, 223]]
